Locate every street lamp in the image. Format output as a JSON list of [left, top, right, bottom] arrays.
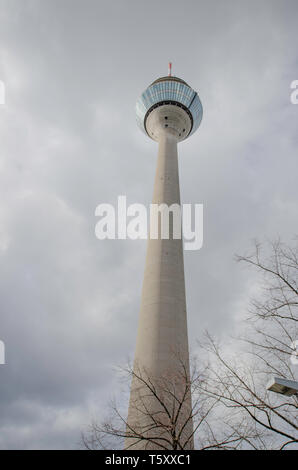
[[267, 376, 298, 397]]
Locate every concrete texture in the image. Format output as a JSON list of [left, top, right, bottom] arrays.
[[125, 107, 194, 449]]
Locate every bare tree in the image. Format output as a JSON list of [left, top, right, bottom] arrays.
[[82, 238, 297, 450], [200, 239, 298, 450], [82, 359, 265, 450]]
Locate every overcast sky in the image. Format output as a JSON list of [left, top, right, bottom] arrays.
[[0, 0, 297, 449]]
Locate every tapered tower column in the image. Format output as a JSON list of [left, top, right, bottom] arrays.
[[134, 131, 189, 377], [125, 73, 203, 450]]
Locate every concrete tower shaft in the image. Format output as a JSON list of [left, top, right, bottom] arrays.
[[125, 75, 202, 450], [134, 130, 189, 375]]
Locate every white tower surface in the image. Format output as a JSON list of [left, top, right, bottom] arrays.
[[125, 68, 203, 450]]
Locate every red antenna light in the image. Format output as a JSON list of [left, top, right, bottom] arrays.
[[168, 62, 172, 76]]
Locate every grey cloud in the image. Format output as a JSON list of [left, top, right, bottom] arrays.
[[0, 0, 297, 449]]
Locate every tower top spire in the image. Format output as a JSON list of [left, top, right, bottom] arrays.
[[168, 62, 172, 76]]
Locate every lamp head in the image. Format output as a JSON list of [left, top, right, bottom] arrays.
[[267, 377, 298, 396]]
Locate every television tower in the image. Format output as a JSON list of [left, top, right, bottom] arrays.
[[125, 65, 203, 450]]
